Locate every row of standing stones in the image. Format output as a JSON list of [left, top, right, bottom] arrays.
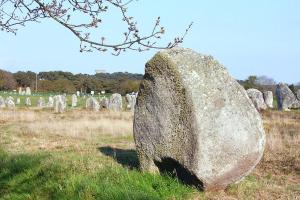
[[0, 93, 138, 114], [247, 85, 300, 111]]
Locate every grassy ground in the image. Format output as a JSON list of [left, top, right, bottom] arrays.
[[0, 109, 299, 199]]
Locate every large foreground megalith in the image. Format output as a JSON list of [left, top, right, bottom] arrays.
[[133, 48, 266, 191]]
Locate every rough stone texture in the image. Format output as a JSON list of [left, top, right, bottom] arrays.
[[99, 97, 109, 109], [54, 95, 65, 113], [0, 96, 6, 108], [133, 48, 266, 191], [47, 96, 54, 108], [276, 83, 300, 110], [296, 90, 300, 101], [25, 87, 31, 95], [108, 93, 123, 112], [263, 91, 273, 108], [25, 97, 31, 106], [126, 93, 137, 112], [6, 99, 15, 109], [16, 98, 21, 105], [246, 89, 267, 111], [72, 94, 77, 107], [86, 97, 100, 112], [6, 96, 14, 104], [37, 97, 46, 108], [18, 87, 22, 95]]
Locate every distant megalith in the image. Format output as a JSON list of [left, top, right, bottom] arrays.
[[99, 97, 109, 109], [133, 48, 266, 191], [16, 98, 21, 105], [0, 96, 6, 108], [71, 94, 77, 107], [86, 97, 100, 112], [263, 91, 273, 108], [25, 87, 31, 95], [37, 97, 46, 108], [126, 93, 137, 112], [276, 83, 300, 110], [54, 95, 65, 113], [25, 97, 31, 106], [47, 96, 54, 108], [108, 93, 123, 112], [246, 89, 267, 111], [296, 90, 300, 101]]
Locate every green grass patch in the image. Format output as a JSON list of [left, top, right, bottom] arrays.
[[0, 149, 196, 200]]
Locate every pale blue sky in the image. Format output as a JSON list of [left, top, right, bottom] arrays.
[[0, 0, 299, 83]]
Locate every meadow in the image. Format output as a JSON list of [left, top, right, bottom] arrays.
[[0, 107, 299, 200]]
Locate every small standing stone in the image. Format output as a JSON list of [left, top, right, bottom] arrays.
[[47, 96, 54, 107], [99, 97, 109, 109], [108, 93, 123, 112], [16, 98, 21, 105], [296, 90, 300, 101], [25, 87, 31, 95], [86, 97, 100, 112], [54, 95, 65, 113], [0, 96, 6, 108], [18, 87, 22, 95], [263, 91, 273, 109], [25, 97, 31, 106], [247, 89, 267, 111], [126, 93, 137, 112], [37, 97, 46, 108], [6, 99, 15, 109], [72, 94, 77, 107]]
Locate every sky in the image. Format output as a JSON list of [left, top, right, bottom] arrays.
[[0, 0, 299, 84]]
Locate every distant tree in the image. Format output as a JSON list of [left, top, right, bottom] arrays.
[[0, 0, 192, 55], [0, 69, 17, 90], [13, 71, 36, 87], [52, 79, 76, 93], [255, 75, 276, 86], [243, 75, 261, 90]]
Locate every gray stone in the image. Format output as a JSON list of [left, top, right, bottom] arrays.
[[246, 89, 267, 111], [18, 87, 22, 95], [25, 97, 31, 106], [54, 95, 65, 113], [108, 93, 123, 112], [86, 97, 100, 112], [296, 90, 300, 101], [47, 96, 54, 108], [276, 83, 300, 110], [133, 48, 265, 191], [16, 98, 21, 105], [37, 97, 46, 108], [71, 94, 77, 107], [263, 91, 273, 108], [6, 98, 15, 109], [25, 87, 31, 95], [126, 93, 137, 112], [99, 97, 109, 109], [0, 96, 6, 108]]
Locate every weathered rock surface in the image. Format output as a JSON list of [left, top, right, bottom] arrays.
[[72, 94, 77, 107], [99, 97, 109, 109], [25, 97, 31, 106], [296, 90, 300, 101], [37, 97, 46, 108], [263, 91, 273, 108], [54, 95, 65, 113], [6, 99, 15, 109], [133, 48, 266, 191], [0, 96, 6, 108], [276, 83, 300, 110], [126, 93, 137, 112], [108, 93, 123, 112], [47, 96, 54, 108], [246, 89, 267, 111], [25, 87, 31, 95], [86, 97, 100, 112]]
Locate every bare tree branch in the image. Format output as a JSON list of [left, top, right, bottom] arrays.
[[0, 0, 192, 55]]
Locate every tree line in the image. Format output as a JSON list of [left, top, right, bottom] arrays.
[[0, 69, 142, 95], [1, 69, 299, 95]]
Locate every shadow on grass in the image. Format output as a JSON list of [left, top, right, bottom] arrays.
[[98, 146, 139, 169]]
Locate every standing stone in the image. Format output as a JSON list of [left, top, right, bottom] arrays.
[[276, 83, 300, 110], [126, 93, 137, 112], [108, 93, 123, 112], [25, 97, 31, 106], [246, 89, 267, 111], [296, 90, 300, 101], [6, 96, 14, 104], [6, 99, 15, 109], [18, 87, 22, 95], [0, 96, 6, 108], [133, 48, 265, 191], [37, 97, 46, 108], [47, 96, 54, 108], [86, 97, 100, 111], [25, 87, 31, 95], [263, 91, 273, 108], [99, 97, 109, 109], [16, 98, 21, 105], [71, 94, 77, 107], [54, 95, 65, 113]]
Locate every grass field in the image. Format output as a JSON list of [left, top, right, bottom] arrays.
[[0, 108, 299, 199]]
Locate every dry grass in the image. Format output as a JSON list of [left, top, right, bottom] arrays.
[[0, 108, 299, 199]]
